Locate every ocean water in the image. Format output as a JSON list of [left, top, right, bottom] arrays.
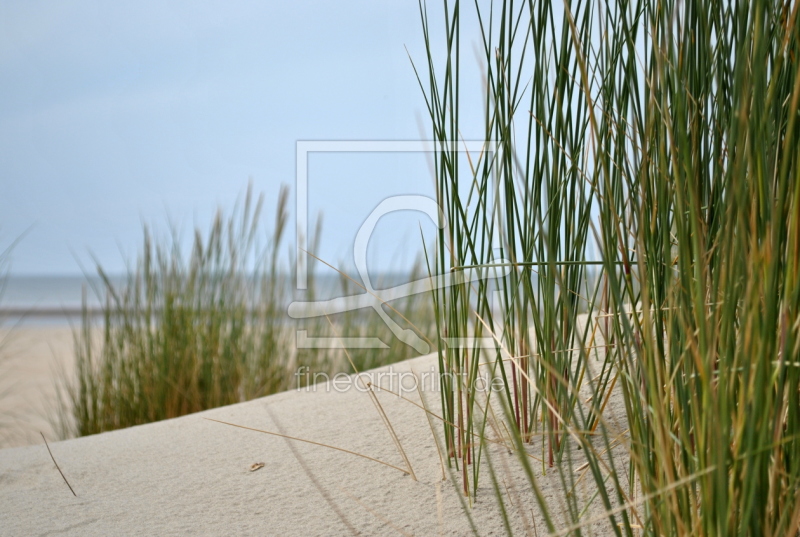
[[0, 272, 430, 327], [2, 276, 103, 309], [0, 275, 116, 326]]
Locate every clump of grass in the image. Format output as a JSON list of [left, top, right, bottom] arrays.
[[416, 0, 613, 501], [63, 185, 437, 437], [65, 185, 292, 436], [417, 0, 800, 534], [598, 1, 800, 533]]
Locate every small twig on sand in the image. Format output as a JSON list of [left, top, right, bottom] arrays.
[[41, 432, 76, 497]]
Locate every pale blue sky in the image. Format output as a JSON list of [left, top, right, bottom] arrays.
[[1, 1, 493, 276]]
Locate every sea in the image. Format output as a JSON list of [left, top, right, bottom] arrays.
[[0, 272, 432, 327], [0, 275, 116, 327]]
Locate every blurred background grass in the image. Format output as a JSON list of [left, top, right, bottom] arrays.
[[57, 184, 435, 437]]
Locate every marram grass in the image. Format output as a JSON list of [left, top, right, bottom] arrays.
[[61, 185, 435, 437], [64, 186, 293, 436], [417, 0, 800, 534]]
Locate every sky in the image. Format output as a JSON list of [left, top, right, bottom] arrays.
[[0, 1, 492, 277]]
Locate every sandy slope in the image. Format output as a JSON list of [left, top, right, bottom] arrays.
[[0, 345, 631, 536]]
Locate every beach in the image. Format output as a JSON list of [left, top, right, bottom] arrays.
[[0, 325, 76, 449], [0, 346, 629, 536]]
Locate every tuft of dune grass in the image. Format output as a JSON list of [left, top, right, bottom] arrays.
[[417, 0, 800, 534], [61, 184, 436, 437]]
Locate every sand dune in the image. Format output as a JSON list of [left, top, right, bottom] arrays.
[[0, 345, 629, 536]]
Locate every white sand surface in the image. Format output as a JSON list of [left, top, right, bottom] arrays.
[[0, 346, 631, 536], [0, 325, 75, 449]]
